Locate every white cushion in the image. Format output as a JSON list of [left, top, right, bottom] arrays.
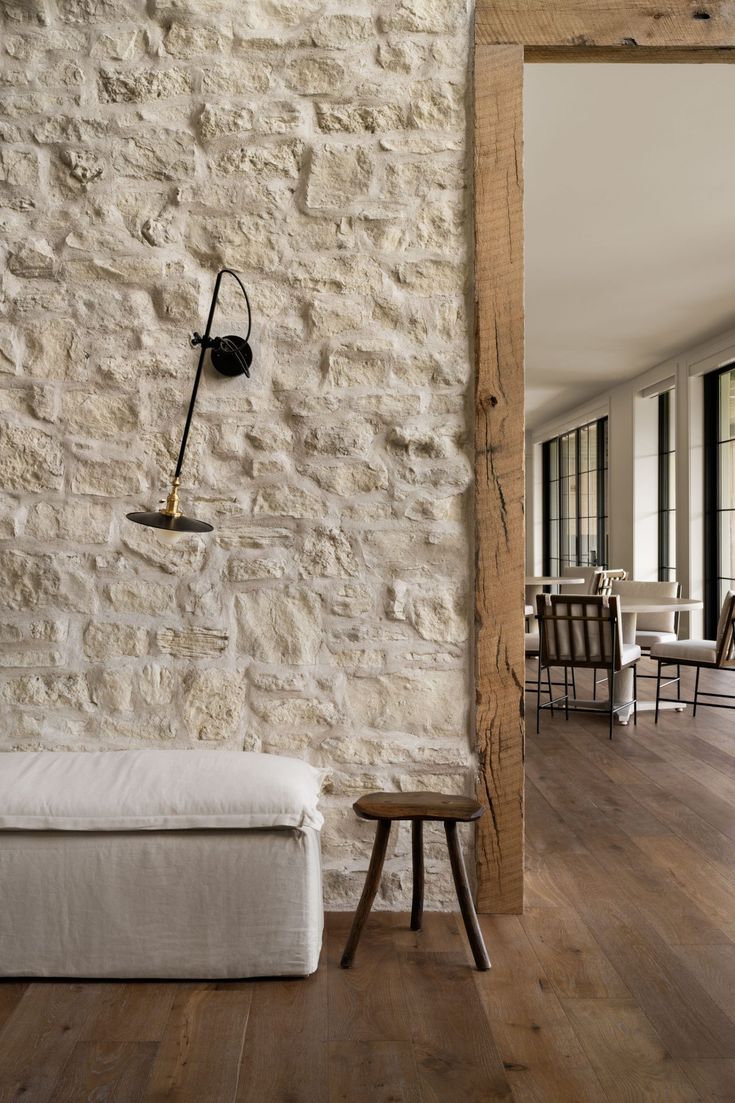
[[621, 643, 642, 666], [0, 750, 327, 832], [636, 630, 677, 649], [650, 639, 717, 664]]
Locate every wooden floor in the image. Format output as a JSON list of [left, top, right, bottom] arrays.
[[2, 665, 735, 1101]]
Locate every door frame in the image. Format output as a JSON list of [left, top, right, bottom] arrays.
[[472, 1, 735, 913]]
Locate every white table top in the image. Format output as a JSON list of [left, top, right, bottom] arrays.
[[619, 597, 702, 614], [525, 576, 585, 586]]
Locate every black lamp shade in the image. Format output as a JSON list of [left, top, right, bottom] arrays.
[[126, 510, 213, 533]]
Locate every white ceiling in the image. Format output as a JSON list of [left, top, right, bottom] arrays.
[[525, 64, 735, 430]]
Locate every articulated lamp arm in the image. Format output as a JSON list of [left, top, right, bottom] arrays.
[[127, 268, 253, 534]]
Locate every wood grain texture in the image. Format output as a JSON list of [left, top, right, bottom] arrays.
[[401, 949, 513, 1101], [0, 983, 103, 1103], [143, 989, 251, 1103], [50, 1041, 157, 1103], [525, 45, 735, 61], [328, 1041, 421, 1103], [560, 998, 701, 1102], [473, 42, 525, 916], [475, 1, 735, 47], [236, 970, 328, 1103], [354, 792, 483, 822]]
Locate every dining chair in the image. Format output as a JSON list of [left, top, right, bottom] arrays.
[[536, 594, 640, 739], [596, 568, 628, 595], [611, 579, 682, 654], [559, 566, 603, 595], [651, 590, 735, 720], [609, 579, 682, 696]]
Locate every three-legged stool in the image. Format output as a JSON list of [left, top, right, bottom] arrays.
[[339, 791, 491, 971]]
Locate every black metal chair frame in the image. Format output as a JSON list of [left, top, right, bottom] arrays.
[[654, 618, 735, 720], [536, 595, 638, 740]]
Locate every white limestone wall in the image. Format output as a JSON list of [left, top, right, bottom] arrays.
[[0, 0, 474, 907]]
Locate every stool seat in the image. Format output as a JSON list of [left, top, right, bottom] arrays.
[[354, 791, 483, 822], [340, 789, 490, 972]]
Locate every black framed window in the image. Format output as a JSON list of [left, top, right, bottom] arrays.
[[542, 417, 608, 575], [657, 390, 676, 581], [704, 362, 735, 636]]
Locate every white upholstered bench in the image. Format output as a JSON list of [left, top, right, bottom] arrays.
[[0, 750, 326, 979]]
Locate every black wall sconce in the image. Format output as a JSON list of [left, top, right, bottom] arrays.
[[127, 268, 252, 534]]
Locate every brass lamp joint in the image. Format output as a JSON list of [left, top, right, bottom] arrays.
[[162, 478, 182, 518]]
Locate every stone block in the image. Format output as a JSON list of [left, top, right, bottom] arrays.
[[299, 526, 359, 578], [183, 668, 246, 741], [70, 458, 144, 497], [157, 626, 229, 659], [308, 296, 370, 337], [98, 68, 193, 103], [63, 392, 138, 438], [315, 103, 407, 134], [26, 500, 112, 544], [226, 556, 288, 582], [0, 425, 63, 492], [105, 578, 176, 615], [121, 523, 207, 575], [346, 670, 466, 735], [327, 583, 375, 617], [297, 461, 388, 496], [0, 149, 39, 186], [302, 422, 373, 458], [305, 146, 372, 210], [87, 669, 134, 711], [60, 149, 105, 185], [286, 56, 344, 95], [236, 586, 322, 664], [310, 14, 372, 46], [378, 0, 465, 34], [201, 62, 271, 95], [198, 104, 253, 141], [163, 23, 232, 57], [252, 696, 339, 728], [83, 622, 149, 660], [253, 484, 325, 521], [113, 132, 195, 180], [8, 238, 56, 278], [0, 673, 92, 711]]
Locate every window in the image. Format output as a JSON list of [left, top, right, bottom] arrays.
[[542, 417, 608, 575], [704, 362, 735, 637], [658, 390, 676, 581]]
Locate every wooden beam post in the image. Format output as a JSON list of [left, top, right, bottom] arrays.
[[473, 43, 525, 914]]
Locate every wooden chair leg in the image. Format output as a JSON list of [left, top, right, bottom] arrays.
[[410, 820, 424, 931], [443, 820, 490, 971], [693, 666, 700, 717], [340, 819, 391, 968]]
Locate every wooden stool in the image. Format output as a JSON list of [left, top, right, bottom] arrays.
[[340, 791, 491, 971]]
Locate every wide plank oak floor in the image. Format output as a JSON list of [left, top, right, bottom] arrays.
[[2, 665, 735, 1101]]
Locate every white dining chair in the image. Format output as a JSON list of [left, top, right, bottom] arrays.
[[536, 594, 641, 739], [651, 590, 735, 720]]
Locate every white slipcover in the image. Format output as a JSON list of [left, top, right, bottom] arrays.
[[0, 750, 326, 978], [0, 749, 327, 831]]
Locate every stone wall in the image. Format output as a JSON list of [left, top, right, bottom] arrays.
[[0, 0, 473, 908]]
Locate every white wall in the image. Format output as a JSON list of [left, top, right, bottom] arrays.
[[527, 323, 735, 639]]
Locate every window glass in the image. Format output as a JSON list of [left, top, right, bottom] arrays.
[[542, 417, 608, 573]]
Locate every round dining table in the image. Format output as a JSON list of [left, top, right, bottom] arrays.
[[581, 595, 703, 723]]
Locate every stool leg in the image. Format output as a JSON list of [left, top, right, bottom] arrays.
[[410, 820, 424, 931], [444, 820, 490, 971], [340, 819, 391, 968]]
